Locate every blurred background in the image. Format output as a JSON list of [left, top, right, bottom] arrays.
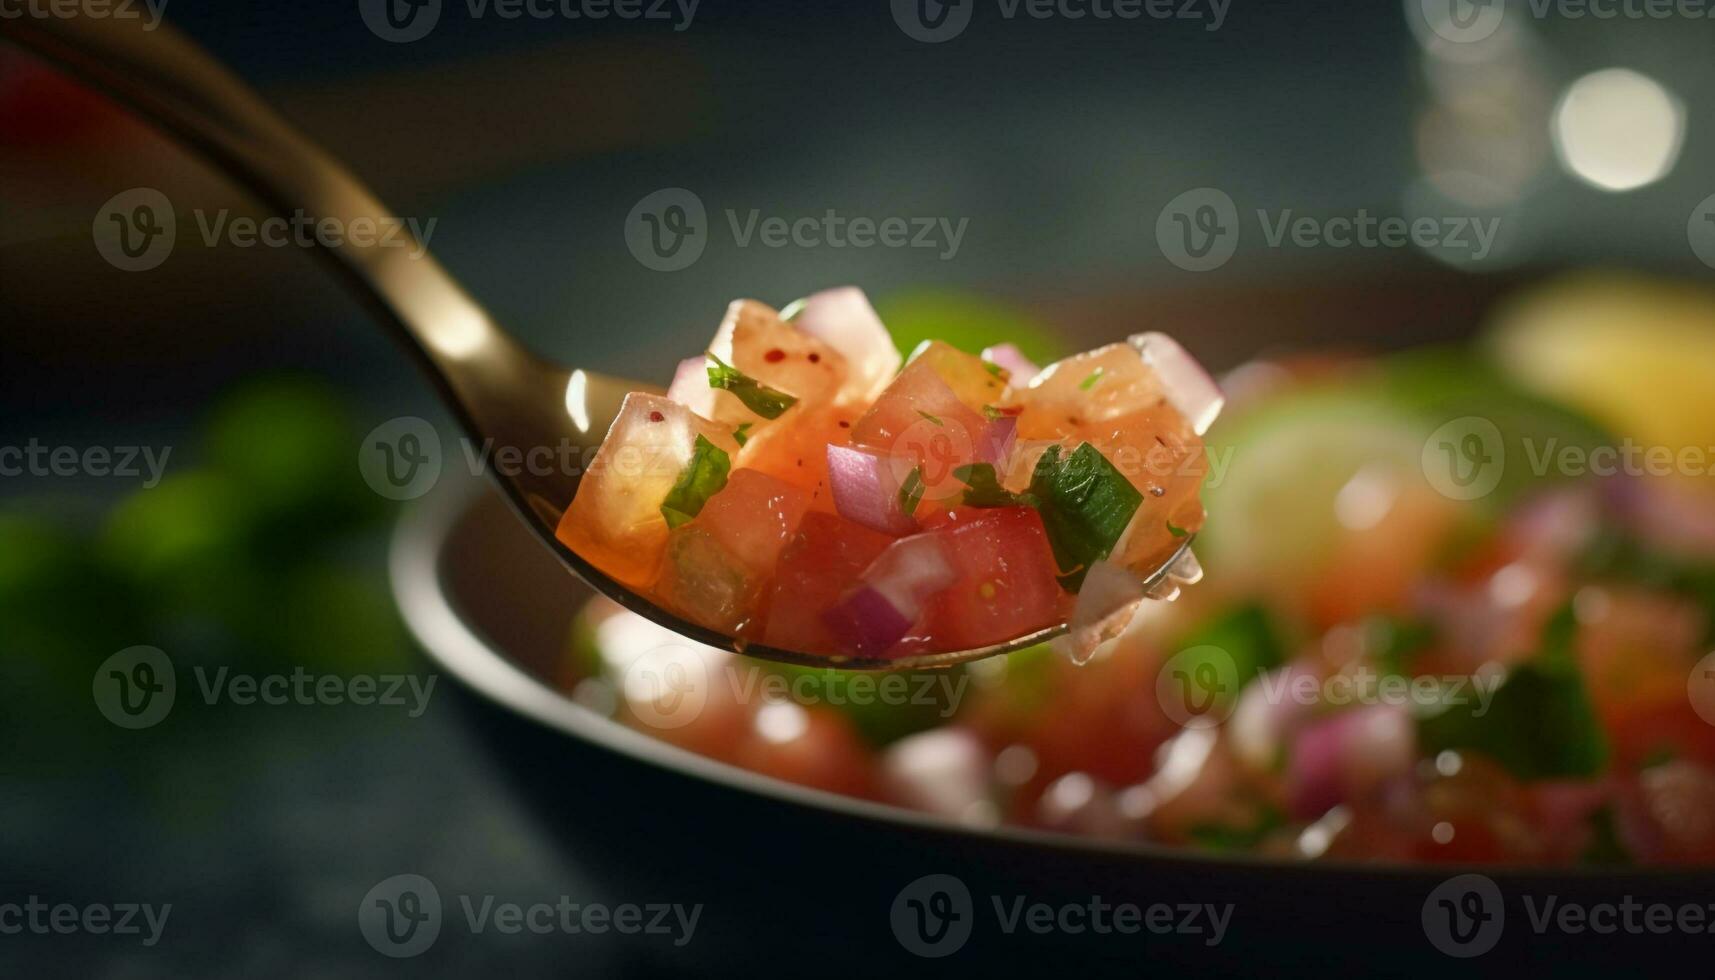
[[3, 0, 1714, 975]]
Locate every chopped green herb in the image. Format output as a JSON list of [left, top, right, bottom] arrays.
[[706, 353, 799, 420], [983, 361, 1006, 379], [1166, 520, 1189, 538], [1417, 604, 1609, 780], [659, 435, 731, 529], [1079, 368, 1104, 391], [982, 405, 1004, 420], [732, 422, 753, 447], [898, 467, 926, 516], [1187, 806, 1286, 852], [954, 463, 1037, 509], [917, 410, 944, 427], [1027, 443, 1145, 591]]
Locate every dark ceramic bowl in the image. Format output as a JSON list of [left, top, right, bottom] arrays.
[[390, 275, 1713, 977]]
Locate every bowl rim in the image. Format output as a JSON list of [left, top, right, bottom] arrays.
[[391, 470, 1711, 882]]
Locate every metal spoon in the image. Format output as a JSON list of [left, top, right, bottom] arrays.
[[2, 5, 1200, 670]]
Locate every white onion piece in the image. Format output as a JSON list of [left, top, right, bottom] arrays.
[[1128, 332, 1225, 436], [981, 343, 1041, 384], [881, 728, 995, 825], [1229, 664, 1314, 775], [789, 286, 901, 402], [665, 355, 717, 418]]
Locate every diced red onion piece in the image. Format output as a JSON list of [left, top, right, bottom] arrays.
[[977, 415, 1017, 468], [823, 532, 957, 657], [981, 343, 1040, 384], [1287, 703, 1414, 819], [1129, 332, 1225, 436], [790, 287, 902, 401], [666, 355, 717, 417], [821, 586, 913, 657], [862, 532, 957, 622], [826, 444, 919, 535]]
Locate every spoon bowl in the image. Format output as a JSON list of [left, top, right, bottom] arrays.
[[2, 3, 1198, 669]]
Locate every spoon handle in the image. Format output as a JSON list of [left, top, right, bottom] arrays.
[[1, 2, 534, 387]]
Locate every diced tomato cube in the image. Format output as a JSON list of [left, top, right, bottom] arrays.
[[695, 469, 812, 577], [918, 507, 1067, 650], [905, 340, 1009, 414], [763, 512, 895, 654], [851, 359, 991, 508]]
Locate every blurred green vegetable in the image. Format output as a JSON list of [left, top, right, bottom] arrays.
[[874, 290, 1064, 365], [1417, 605, 1609, 779]]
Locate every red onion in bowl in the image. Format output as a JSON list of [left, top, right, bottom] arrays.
[[1287, 703, 1415, 820], [826, 444, 919, 535], [981, 343, 1040, 383], [822, 587, 913, 657], [788, 286, 902, 402], [1129, 332, 1224, 435]]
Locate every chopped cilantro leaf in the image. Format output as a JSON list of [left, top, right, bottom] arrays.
[[1417, 604, 1609, 779], [898, 467, 926, 516], [1028, 444, 1144, 592], [706, 353, 799, 420], [1166, 520, 1189, 538], [659, 435, 731, 529], [983, 360, 1006, 379], [1079, 368, 1104, 391], [732, 422, 752, 447], [954, 463, 1036, 509]]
